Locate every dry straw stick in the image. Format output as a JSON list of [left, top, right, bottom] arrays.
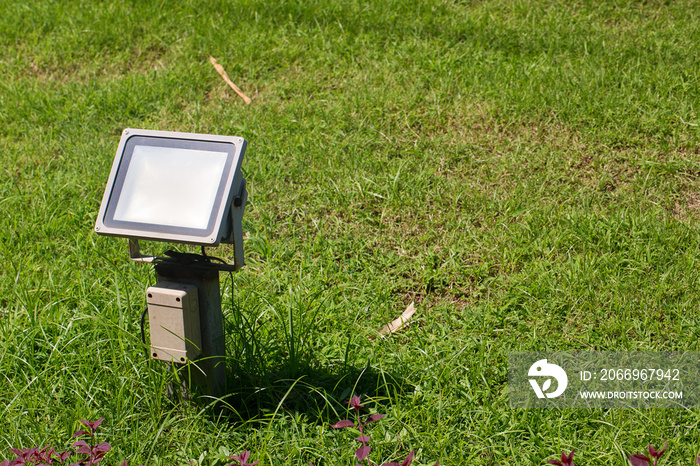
[[208, 55, 252, 105], [371, 302, 416, 340]]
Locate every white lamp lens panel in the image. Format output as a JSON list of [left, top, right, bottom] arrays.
[[113, 145, 228, 229], [95, 129, 247, 246]]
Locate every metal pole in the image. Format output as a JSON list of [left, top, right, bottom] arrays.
[[154, 261, 226, 399]]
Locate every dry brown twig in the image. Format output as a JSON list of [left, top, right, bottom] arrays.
[[371, 302, 416, 341], [208, 55, 252, 105]]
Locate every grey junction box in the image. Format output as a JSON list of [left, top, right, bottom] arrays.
[[146, 281, 202, 363]]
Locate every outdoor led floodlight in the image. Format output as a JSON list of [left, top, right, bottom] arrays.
[[94, 128, 249, 398], [95, 128, 247, 268]]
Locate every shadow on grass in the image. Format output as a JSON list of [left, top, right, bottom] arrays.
[[205, 275, 412, 423], [220, 357, 409, 423]]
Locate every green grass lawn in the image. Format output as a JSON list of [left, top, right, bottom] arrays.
[[2, 0, 700, 464]]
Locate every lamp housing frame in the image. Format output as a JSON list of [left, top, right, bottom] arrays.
[[94, 128, 247, 248]]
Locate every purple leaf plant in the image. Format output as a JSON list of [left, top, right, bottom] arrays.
[[0, 418, 124, 466], [331, 395, 438, 466], [628, 442, 668, 466], [547, 449, 574, 466], [72, 418, 112, 466], [331, 395, 385, 465], [227, 450, 259, 466]]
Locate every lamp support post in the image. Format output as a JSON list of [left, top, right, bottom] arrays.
[[154, 261, 226, 399]]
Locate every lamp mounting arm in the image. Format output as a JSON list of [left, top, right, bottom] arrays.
[[128, 238, 155, 263]]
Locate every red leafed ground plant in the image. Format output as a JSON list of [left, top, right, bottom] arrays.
[[1, 418, 121, 466], [7, 416, 700, 466], [330, 395, 438, 466]]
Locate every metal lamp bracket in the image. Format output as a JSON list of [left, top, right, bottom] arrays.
[[129, 238, 155, 263]]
